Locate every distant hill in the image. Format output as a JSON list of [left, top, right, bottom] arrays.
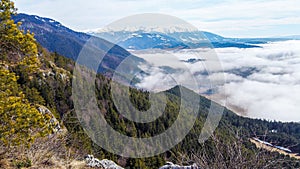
[[276, 35, 300, 40]]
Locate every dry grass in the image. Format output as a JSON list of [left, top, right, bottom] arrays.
[[0, 158, 13, 169], [0, 130, 91, 169], [250, 138, 300, 160]]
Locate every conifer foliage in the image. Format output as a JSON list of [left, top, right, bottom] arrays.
[[0, 68, 51, 147], [0, 0, 51, 150], [0, 0, 38, 62]]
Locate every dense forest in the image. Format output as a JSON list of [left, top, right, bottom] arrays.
[[0, 0, 300, 168]]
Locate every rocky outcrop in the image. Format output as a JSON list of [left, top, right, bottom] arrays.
[[37, 105, 61, 132], [41, 61, 71, 83], [84, 156, 201, 169], [84, 155, 124, 169], [159, 162, 201, 169]]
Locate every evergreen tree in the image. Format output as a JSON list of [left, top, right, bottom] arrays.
[[0, 67, 51, 148], [0, 0, 51, 150], [0, 0, 38, 66]]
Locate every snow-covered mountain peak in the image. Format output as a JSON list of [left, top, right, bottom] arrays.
[[87, 25, 198, 34]]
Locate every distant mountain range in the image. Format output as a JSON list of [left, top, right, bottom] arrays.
[[13, 13, 144, 73], [88, 28, 298, 50], [118, 32, 189, 50], [88, 30, 256, 49], [14, 13, 299, 55], [13, 13, 300, 74]]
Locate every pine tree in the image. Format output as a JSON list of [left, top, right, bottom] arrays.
[[0, 67, 52, 148], [0, 0, 38, 67], [0, 0, 51, 150]]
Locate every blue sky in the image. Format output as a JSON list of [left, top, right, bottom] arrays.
[[14, 0, 300, 38]]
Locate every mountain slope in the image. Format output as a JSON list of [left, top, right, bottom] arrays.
[[13, 13, 143, 72], [2, 25, 300, 169], [13, 13, 90, 59]]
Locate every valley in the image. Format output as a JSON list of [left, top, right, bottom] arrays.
[[1, 1, 300, 168]]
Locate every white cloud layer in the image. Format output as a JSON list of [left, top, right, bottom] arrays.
[[133, 40, 300, 122]]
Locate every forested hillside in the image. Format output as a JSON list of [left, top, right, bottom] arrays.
[[0, 0, 300, 168]]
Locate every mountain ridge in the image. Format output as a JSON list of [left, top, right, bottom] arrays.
[[13, 13, 144, 73], [89, 30, 263, 49], [88, 28, 296, 50]]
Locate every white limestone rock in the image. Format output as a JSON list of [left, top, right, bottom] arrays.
[[85, 155, 124, 169], [159, 161, 200, 169]]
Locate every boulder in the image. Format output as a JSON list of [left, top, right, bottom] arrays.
[[159, 161, 200, 169], [84, 155, 124, 169]]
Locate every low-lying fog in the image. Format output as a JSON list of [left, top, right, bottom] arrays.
[[131, 40, 300, 122]]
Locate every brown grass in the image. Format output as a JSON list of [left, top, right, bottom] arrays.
[[250, 138, 300, 160]]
